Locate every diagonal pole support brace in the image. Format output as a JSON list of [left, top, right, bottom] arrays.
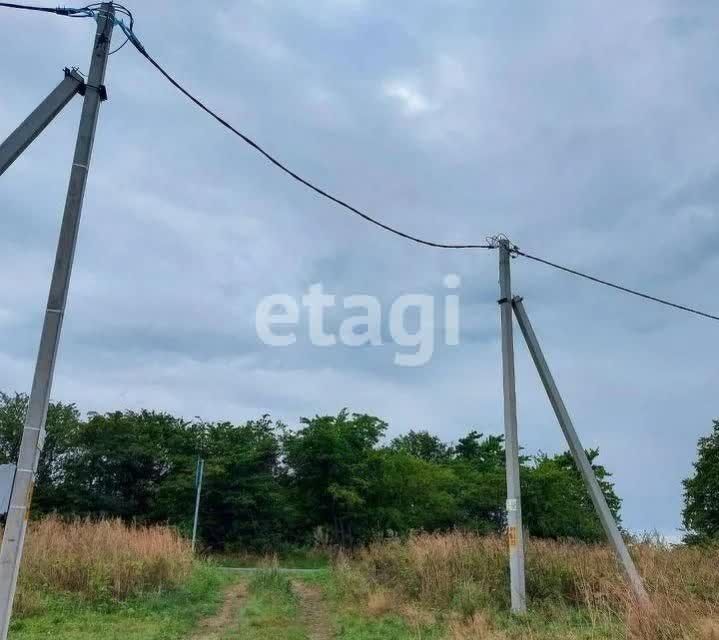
[[511, 295, 651, 607], [0, 68, 85, 177]]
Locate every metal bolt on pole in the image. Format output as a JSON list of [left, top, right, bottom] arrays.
[[0, 7, 114, 638], [511, 296, 650, 607], [498, 240, 527, 614], [191, 458, 204, 553]]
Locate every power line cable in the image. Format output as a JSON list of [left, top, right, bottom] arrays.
[[1, 2, 718, 323], [513, 247, 719, 322], [0, 1, 92, 16], [0, 2, 55, 11], [122, 34, 493, 250], [3, 2, 492, 249]]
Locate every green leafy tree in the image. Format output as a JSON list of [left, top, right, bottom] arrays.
[[368, 450, 457, 534], [0, 392, 81, 513], [455, 431, 507, 470], [451, 432, 507, 532], [59, 410, 196, 519], [283, 411, 386, 545], [0, 390, 627, 548], [683, 420, 719, 543], [522, 450, 621, 542], [197, 417, 289, 550], [390, 430, 453, 463]]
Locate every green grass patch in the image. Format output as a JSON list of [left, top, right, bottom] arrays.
[[334, 611, 442, 640], [9, 564, 232, 640], [492, 605, 624, 640], [248, 568, 296, 597], [333, 604, 619, 640], [7, 559, 628, 640], [237, 569, 307, 640]]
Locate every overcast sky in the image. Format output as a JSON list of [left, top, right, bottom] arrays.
[[1, 1, 718, 538]]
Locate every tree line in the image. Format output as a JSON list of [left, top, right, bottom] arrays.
[[4, 391, 712, 550], [682, 419, 719, 544]]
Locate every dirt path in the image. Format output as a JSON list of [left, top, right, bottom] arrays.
[[190, 582, 247, 639], [293, 580, 334, 640]]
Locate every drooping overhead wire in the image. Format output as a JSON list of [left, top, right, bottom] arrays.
[[111, 21, 493, 250], [512, 247, 719, 322], [1, 2, 718, 323], [3, 3, 493, 250]]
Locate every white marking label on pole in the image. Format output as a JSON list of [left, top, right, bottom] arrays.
[[506, 498, 518, 512]]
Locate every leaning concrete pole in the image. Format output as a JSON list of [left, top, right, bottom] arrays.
[[498, 240, 527, 613], [0, 7, 114, 638], [512, 296, 650, 607]]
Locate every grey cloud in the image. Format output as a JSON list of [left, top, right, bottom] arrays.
[[1, 0, 717, 537]]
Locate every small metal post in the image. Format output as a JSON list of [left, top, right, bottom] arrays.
[[0, 7, 114, 638], [0, 69, 85, 176], [512, 296, 650, 606], [498, 240, 527, 613], [191, 458, 204, 553]]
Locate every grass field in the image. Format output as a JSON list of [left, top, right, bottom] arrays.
[[8, 564, 717, 639], [332, 532, 719, 639], [7, 520, 719, 639], [6, 518, 231, 640], [9, 565, 232, 640]]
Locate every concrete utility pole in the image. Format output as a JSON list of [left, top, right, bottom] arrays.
[[0, 68, 85, 176], [191, 458, 205, 553], [512, 297, 650, 607], [0, 7, 114, 638], [498, 240, 527, 613]]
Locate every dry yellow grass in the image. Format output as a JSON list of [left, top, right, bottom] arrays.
[[343, 532, 719, 639], [366, 589, 399, 618], [697, 619, 719, 640], [12, 517, 192, 610], [446, 612, 506, 640]]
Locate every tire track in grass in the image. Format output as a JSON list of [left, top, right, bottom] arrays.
[[189, 582, 247, 639], [293, 580, 334, 640]]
